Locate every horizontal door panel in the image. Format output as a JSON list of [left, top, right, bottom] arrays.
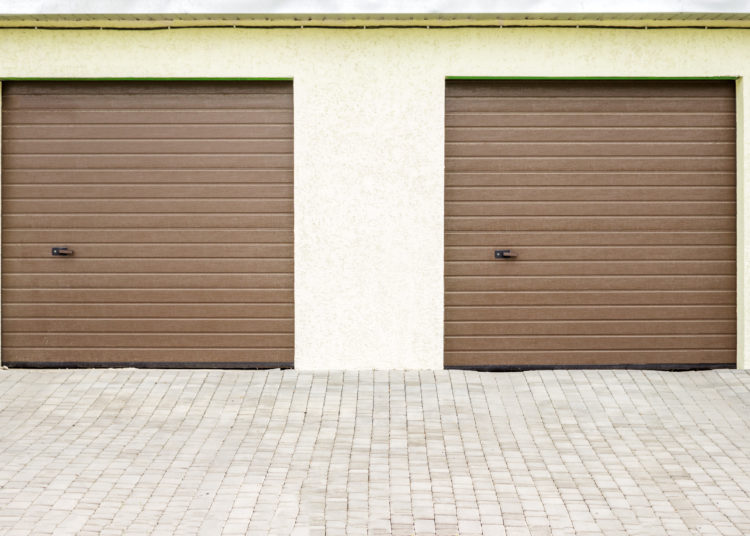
[[4, 124, 293, 140], [4, 317, 293, 333], [5, 183, 293, 199], [7, 198, 292, 214], [1, 348, 294, 365], [444, 349, 734, 366], [445, 246, 735, 262], [446, 141, 734, 158], [446, 172, 735, 187], [4, 332, 294, 348], [3, 258, 293, 274], [446, 201, 732, 217], [445, 113, 734, 128], [5, 153, 292, 169], [445, 231, 735, 247], [446, 156, 734, 173], [4, 138, 293, 155], [445, 305, 735, 321], [3, 288, 294, 303], [4, 81, 293, 95], [3, 169, 293, 184], [445, 260, 734, 277], [4, 229, 292, 244], [446, 275, 735, 292], [4, 109, 293, 124], [4, 302, 294, 318], [4, 92, 292, 110], [446, 186, 735, 202], [446, 81, 735, 98], [4, 243, 293, 259], [4, 273, 293, 289], [445, 319, 735, 336], [446, 96, 736, 114], [445, 334, 734, 351], [446, 216, 735, 232], [445, 290, 735, 306], [4, 214, 293, 229], [446, 127, 736, 143]]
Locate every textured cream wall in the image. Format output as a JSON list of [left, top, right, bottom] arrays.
[[0, 27, 746, 369]]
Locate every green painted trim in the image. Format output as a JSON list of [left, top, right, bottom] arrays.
[[0, 77, 293, 81], [446, 76, 738, 80]]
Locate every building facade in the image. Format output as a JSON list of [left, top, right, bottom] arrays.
[[0, 8, 747, 369]]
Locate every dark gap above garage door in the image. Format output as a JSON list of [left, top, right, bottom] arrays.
[[444, 79, 736, 369], [2, 81, 294, 368]]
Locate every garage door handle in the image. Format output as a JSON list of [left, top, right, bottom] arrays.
[[495, 249, 517, 259], [51, 247, 74, 256]]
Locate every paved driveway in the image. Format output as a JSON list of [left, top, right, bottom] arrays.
[[0, 369, 749, 535]]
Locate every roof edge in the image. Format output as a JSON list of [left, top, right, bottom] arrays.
[[0, 13, 749, 29]]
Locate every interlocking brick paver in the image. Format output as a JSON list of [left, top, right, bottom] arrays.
[[0, 369, 750, 534]]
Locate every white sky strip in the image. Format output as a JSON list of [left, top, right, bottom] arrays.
[[1, 0, 749, 14]]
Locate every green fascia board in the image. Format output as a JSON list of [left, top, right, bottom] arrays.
[[0, 77, 293, 81], [446, 76, 738, 80]]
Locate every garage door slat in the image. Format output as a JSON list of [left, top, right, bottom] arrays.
[[4, 109, 293, 125], [446, 97, 736, 114], [3, 289, 294, 303], [446, 127, 735, 143], [4, 124, 293, 140], [444, 350, 735, 367], [445, 305, 734, 321], [8, 198, 293, 213], [445, 261, 734, 276], [3, 258, 293, 273], [4, 333, 294, 348], [5, 139, 294, 154], [3, 169, 294, 184], [5, 183, 293, 199], [445, 186, 734, 202], [4, 93, 293, 109], [4, 243, 293, 259], [445, 81, 734, 98], [446, 231, 734, 246], [446, 216, 734, 232], [445, 113, 733, 128], [445, 320, 735, 336], [5, 273, 293, 289], [4, 318, 293, 333], [446, 141, 734, 158], [5, 154, 292, 169], [445, 334, 735, 351], [446, 156, 735, 173], [446, 201, 732, 217], [445, 290, 735, 306], [445, 172, 734, 187], [4, 303, 293, 318], [446, 246, 735, 262], [1, 348, 294, 366], [5, 229, 292, 243], [4, 214, 293, 229], [447, 275, 734, 292]]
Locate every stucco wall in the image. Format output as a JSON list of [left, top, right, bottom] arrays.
[[0, 27, 746, 369]]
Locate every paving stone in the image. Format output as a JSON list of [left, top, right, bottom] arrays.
[[0, 369, 749, 534]]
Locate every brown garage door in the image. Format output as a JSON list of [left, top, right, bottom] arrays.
[[445, 80, 736, 369], [2, 81, 293, 368]]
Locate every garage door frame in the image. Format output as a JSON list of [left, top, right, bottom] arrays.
[[444, 75, 741, 370], [0, 77, 296, 369]]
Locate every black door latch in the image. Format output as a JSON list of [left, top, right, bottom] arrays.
[[495, 249, 518, 259], [51, 247, 74, 256]]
